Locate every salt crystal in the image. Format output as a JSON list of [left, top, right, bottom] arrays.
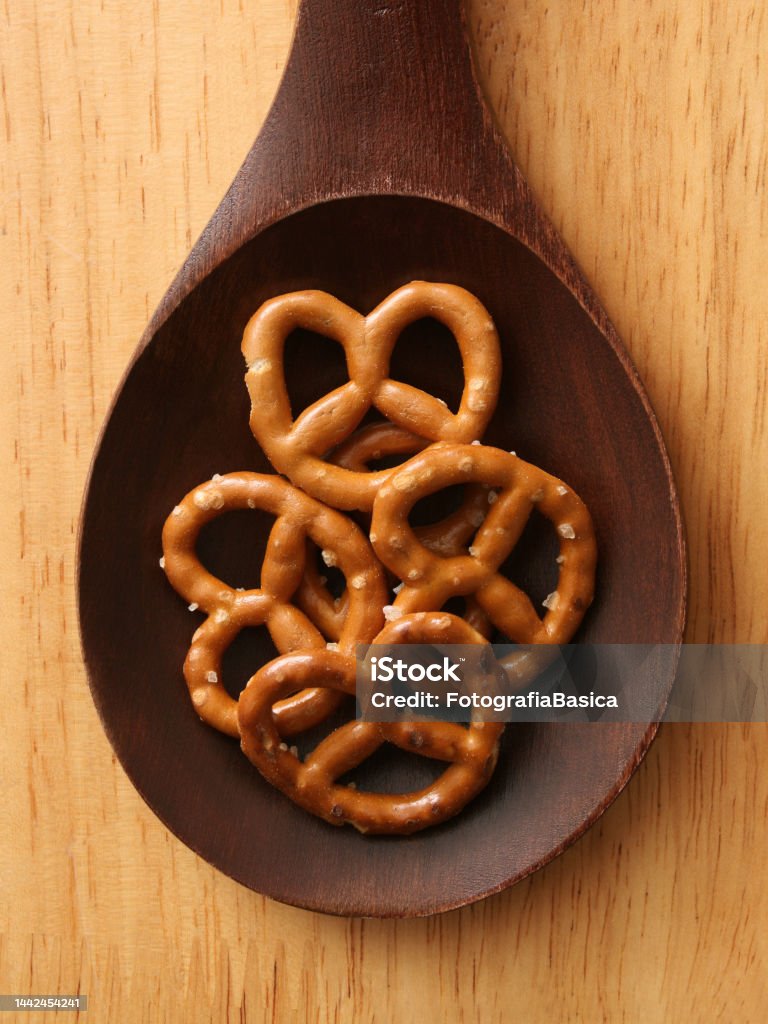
[[248, 357, 272, 374], [193, 488, 224, 511], [558, 523, 576, 540], [392, 472, 417, 492]]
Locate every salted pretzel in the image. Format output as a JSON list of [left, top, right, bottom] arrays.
[[161, 472, 387, 737], [331, 421, 491, 553], [295, 421, 493, 641], [237, 613, 505, 835], [370, 444, 597, 646], [241, 282, 502, 511]]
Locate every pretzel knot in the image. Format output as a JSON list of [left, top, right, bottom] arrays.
[[241, 282, 502, 511], [370, 444, 597, 646], [238, 613, 505, 835], [161, 473, 387, 737]]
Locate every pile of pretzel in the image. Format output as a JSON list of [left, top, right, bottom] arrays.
[[161, 282, 597, 834]]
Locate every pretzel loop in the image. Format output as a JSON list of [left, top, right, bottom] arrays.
[[363, 283, 501, 440], [246, 291, 367, 462]]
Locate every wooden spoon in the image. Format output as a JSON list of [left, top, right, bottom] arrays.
[[78, 0, 686, 917]]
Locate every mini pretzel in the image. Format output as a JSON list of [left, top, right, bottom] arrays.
[[370, 444, 597, 646], [237, 613, 505, 835], [331, 421, 491, 553], [241, 282, 502, 511], [161, 473, 387, 737]]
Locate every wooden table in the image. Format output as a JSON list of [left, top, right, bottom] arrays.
[[2, 2, 766, 1020]]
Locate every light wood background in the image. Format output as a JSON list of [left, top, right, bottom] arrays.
[[2, 1, 767, 1020]]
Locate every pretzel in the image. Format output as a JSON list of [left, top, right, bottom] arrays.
[[241, 282, 502, 511], [161, 473, 387, 737], [370, 444, 597, 647], [237, 613, 505, 835]]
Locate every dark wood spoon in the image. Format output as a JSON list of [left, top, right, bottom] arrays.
[[78, 0, 686, 917]]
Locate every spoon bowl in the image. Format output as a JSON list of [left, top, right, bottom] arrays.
[[79, 2, 685, 916]]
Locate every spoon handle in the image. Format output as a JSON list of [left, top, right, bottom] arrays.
[[189, 1, 530, 278], [161, 1, 587, 337], [260, 0, 504, 196]]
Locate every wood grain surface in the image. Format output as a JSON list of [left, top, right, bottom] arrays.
[[1, 1, 766, 1021]]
